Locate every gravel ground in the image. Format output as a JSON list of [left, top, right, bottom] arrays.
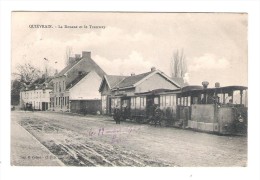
[[11, 111, 247, 167]]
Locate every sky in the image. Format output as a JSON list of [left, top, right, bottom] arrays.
[[12, 12, 248, 87]]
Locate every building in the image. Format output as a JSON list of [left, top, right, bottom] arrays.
[[99, 67, 181, 115], [50, 51, 106, 113], [20, 76, 53, 110]]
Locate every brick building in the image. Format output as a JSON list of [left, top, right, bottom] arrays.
[[50, 51, 106, 113]]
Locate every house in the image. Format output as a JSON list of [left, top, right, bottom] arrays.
[[99, 75, 127, 114], [50, 51, 106, 114], [99, 67, 181, 115], [20, 76, 53, 111]]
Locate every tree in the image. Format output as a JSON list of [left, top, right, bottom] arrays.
[[171, 49, 187, 78], [11, 63, 44, 105], [13, 63, 43, 84], [65, 46, 73, 65]]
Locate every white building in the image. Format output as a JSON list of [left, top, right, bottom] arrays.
[[20, 77, 53, 110]]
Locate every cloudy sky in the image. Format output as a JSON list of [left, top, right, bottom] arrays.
[[12, 12, 247, 87]]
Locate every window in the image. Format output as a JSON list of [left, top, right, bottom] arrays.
[[193, 97, 198, 104], [166, 95, 170, 106], [153, 97, 158, 105], [136, 97, 140, 109], [161, 96, 164, 106], [131, 97, 136, 109], [140, 97, 146, 108], [172, 95, 176, 106]]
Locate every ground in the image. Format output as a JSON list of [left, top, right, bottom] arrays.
[[11, 111, 247, 167]]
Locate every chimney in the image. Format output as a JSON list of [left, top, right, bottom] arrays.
[[215, 82, 220, 88], [75, 54, 81, 60], [69, 57, 75, 64], [131, 73, 135, 76], [202, 81, 209, 89], [82, 51, 91, 58], [151, 67, 156, 72]]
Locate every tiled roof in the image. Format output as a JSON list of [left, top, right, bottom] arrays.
[[66, 73, 88, 89], [55, 60, 79, 77], [21, 76, 53, 91], [55, 57, 106, 78], [106, 75, 128, 88], [116, 71, 154, 89]]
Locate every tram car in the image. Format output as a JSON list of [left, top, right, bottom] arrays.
[[178, 82, 248, 135], [110, 82, 248, 135]]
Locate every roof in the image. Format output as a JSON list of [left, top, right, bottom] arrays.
[[181, 85, 248, 96], [55, 60, 79, 77], [100, 69, 181, 92], [181, 85, 203, 92], [116, 71, 153, 89], [99, 75, 128, 92], [66, 73, 89, 89], [55, 56, 106, 78], [21, 76, 53, 91], [135, 88, 181, 95], [106, 75, 128, 89]]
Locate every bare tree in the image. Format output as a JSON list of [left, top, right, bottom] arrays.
[[11, 63, 44, 105], [65, 46, 73, 65], [171, 49, 187, 78], [13, 63, 43, 84]]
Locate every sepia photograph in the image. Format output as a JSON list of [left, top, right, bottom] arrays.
[[10, 12, 249, 167]]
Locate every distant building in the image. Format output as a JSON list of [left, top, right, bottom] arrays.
[[20, 76, 53, 111], [50, 51, 106, 113], [99, 67, 180, 115]]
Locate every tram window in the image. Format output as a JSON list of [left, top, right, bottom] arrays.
[[131, 97, 136, 108], [136, 97, 140, 108], [188, 96, 191, 106], [242, 90, 248, 107], [193, 97, 198, 104], [154, 97, 159, 105], [218, 94, 223, 104], [173, 95, 176, 105], [233, 90, 240, 104], [140, 97, 144, 108], [117, 98, 121, 107], [111, 99, 115, 108], [161, 96, 164, 106], [166, 95, 170, 106], [177, 98, 180, 105]]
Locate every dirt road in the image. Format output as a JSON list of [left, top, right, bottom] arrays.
[[11, 111, 247, 167]]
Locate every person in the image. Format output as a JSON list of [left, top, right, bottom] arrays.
[[154, 105, 162, 127], [113, 105, 121, 124]]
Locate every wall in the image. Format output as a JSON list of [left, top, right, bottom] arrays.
[[70, 100, 101, 115], [20, 89, 51, 110], [135, 73, 179, 93], [191, 104, 216, 123], [69, 71, 102, 100]]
